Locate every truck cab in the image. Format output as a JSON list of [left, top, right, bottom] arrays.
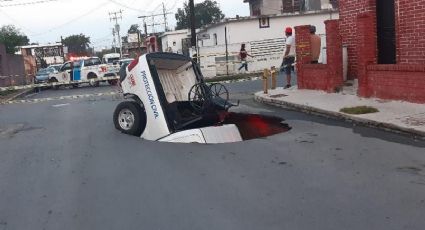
[[113, 53, 243, 144]]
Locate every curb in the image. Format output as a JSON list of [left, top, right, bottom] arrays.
[[255, 93, 425, 140]]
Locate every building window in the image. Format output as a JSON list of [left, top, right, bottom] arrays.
[[213, 34, 218, 46], [259, 17, 270, 28]]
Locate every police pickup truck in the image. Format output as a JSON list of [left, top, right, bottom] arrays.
[[48, 57, 118, 87]]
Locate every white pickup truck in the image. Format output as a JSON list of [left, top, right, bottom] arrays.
[[48, 57, 118, 87]]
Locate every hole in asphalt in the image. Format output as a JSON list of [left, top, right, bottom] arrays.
[[222, 112, 291, 141]]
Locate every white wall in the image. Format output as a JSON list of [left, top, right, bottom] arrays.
[[160, 31, 188, 54], [198, 12, 338, 78]]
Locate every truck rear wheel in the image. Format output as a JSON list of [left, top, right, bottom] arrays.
[[88, 73, 100, 87], [108, 80, 118, 86], [113, 101, 146, 136]]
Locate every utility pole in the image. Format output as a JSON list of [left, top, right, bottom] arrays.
[[162, 2, 168, 32], [189, 0, 196, 48], [109, 10, 123, 57], [112, 28, 117, 53]]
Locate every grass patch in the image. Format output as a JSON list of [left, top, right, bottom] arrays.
[[0, 90, 17, 97], [340, 106, 379, 115]]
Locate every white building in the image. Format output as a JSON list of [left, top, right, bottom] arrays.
[[244, 0, 337, 16], [17, 43, 64, 66], [197, 11, 338, 78], [159, 29, 190, 54]]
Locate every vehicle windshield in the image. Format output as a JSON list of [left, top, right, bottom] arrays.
[[36, 69, 48, 75], [51, 65, 61, 71], [85, 58, 101, 66], [106, 57, 120, 64]]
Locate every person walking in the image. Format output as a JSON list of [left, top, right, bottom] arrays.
[[282, 27, 296, 89], [238, 44, 253, 72], [310, 25, 321, 64]]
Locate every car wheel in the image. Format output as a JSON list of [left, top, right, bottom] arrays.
[[49, 78, 59, 90], [108, 79, 118, 86], [113, 101, 146, 136], [89, 79, 100, 87]]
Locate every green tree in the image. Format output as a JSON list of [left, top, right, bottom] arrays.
[[128, 24, 140, 34], [175, 0, 225, 30], [0, 25, 29, 54], [62, 34, 91, 54]]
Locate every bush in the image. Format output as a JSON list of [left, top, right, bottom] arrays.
[[340, 106, 379, 115]]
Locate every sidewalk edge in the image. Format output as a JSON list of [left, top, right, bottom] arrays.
[[255, 94, 425, 140]]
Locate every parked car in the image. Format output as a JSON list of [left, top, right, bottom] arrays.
[[35, 68, 50, 83], [35, 64, 62, 83], [47, 64, 62, 72]]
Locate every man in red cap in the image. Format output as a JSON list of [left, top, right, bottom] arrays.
[[282, 27, 295, 89]]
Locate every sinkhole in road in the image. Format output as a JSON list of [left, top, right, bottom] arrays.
[[222, 113, 291, 141]]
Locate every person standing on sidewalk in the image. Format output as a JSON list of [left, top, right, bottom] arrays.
[[282, 27, 295, 89], [238, 44, 253, 72], [310, 25, 321, 64]]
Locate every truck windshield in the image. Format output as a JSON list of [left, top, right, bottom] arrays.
[[106, 57, 120, 64], [85, 58, 101, 66]]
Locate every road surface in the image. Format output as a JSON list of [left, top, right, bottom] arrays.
[[0, 80, 424, 230]]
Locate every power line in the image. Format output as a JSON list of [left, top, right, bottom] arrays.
[[0, 7, 36, 34], [29, 1, 111, 37], [106, 0, 146, 13], [0, 0, 58, 7], [138, 3, 173, 34]]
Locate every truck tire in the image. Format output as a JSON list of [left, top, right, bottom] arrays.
[[49, 78, 59, 90], [88, 73, 100, 87], [108, 80, 118, 86], [113, 101, 146, 136]]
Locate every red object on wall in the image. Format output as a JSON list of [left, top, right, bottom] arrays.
[[145, 36, 158, 53]]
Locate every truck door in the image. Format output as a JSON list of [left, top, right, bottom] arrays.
[[72, 60, 82, 81], [59, 62, 72, 82]]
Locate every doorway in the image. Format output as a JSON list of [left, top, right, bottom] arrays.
[[376, 0, 396, 64]]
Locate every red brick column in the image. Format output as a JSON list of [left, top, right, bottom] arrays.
[[325, 19, 343, 92], [357, 13, 377, 97], [295, 25, 312, 89]]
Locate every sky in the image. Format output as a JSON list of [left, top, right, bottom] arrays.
[[0, 0, 249, 50]]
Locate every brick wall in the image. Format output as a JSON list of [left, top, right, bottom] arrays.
[[339, 0, 376, 79], [0, 44, 27, 87], [296, 20, 343, 92], [367, 65, 425, 103], [339, 0, 425, 78], [356, 11, 425, 103], [397, 0, 425, 64]]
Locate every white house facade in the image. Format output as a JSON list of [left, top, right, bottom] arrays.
[[197, 11, 339, 78], [159, 29, 190, 54]]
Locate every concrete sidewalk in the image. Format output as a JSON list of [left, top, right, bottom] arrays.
[[255, 88, 425, 138]]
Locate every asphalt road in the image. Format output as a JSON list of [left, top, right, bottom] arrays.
[[0, 79, 425, 230]]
